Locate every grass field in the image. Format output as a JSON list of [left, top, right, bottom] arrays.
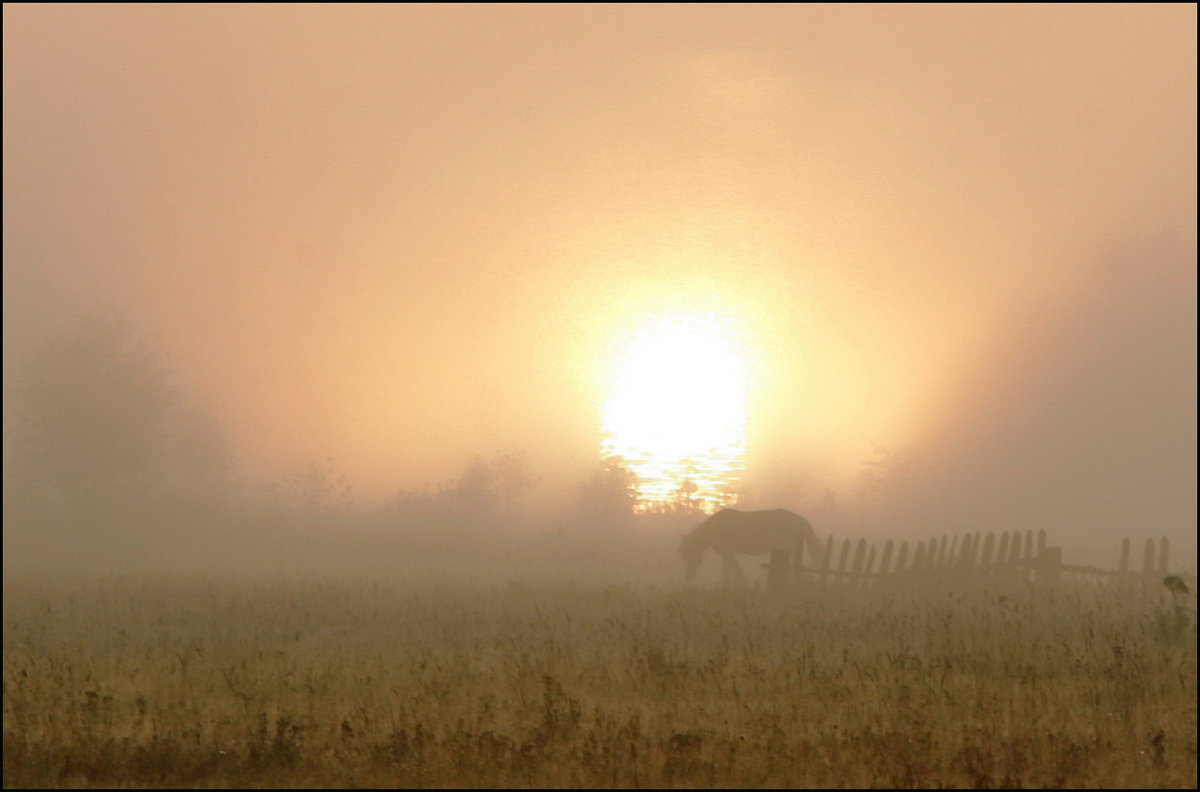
[[3, 575, 1195, 788]]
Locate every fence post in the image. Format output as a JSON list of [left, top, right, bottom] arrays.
[[1036, 546, 1062, 588], [821, 535, 834, 585], [836, 539, 851, 586], [879, 540, 895, 579], [993, 528, 1012, 585], [849, 539, 866, 590], [1005, 532, 1022, 587], [955, 534, 968, 566], [956, 535, 971, 583], [1008, 531, 1022, 564], [863, 544, 877, 592], [1022, 530, 1034, 585]]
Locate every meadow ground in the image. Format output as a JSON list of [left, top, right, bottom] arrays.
[[3, 575, 1195, 788]]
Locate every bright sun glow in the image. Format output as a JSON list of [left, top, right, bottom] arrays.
[[601, 310, 749, 512]]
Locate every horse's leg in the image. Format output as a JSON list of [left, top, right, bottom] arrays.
[[728, 555, 746, 587], [721, 554, 744, 588]]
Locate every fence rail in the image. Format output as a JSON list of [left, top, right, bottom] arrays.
[[762, 530, 1182, 594]]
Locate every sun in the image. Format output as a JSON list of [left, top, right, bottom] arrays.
[[601, 309, 750, 512]]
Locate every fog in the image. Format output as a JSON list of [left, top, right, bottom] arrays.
[[4, 5, 1195, 578]]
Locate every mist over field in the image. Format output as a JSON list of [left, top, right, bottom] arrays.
[[2, 9, 1197, 788], [4, 5, 1195, 581]]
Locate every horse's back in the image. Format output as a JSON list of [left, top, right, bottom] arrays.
[[708, 508, 813, 555], [725, 508, 813, 534]]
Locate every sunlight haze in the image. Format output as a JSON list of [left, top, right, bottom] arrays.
[[4, 3, 1195, 566]]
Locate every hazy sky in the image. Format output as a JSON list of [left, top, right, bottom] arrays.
[[4, 5, 1195, 554]]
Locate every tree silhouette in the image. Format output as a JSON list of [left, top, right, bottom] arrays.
[[6, 315, 169, 500], [577, 455, 639, 525], [285, 458, 355, 515], [4, 312, 228, 530], [385, 451, 535, 528]]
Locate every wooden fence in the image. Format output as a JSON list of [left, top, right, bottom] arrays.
[[763, 530, 1179, 594]]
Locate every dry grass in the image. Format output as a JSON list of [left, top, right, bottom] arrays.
[[3, 575, 1195, 788]]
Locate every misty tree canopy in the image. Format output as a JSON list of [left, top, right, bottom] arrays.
[[576, 455, 640, 525], [384, 451, 535, 528], [4, 314, 229, 522]]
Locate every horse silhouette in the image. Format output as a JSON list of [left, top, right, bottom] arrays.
[[679, 508, 825, 585]]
